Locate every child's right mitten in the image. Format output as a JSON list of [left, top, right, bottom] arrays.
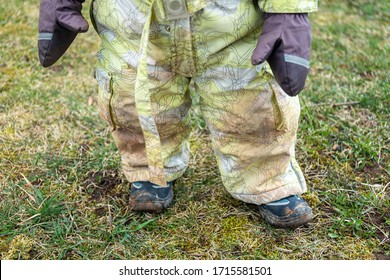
[[38, 0, 89, 67]]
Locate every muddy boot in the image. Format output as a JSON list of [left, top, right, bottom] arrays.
[[129, 181, 174, 213], [258, 195, 313, 228]]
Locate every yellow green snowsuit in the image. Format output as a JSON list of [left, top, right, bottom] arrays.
[[91, 0, 318, 205]]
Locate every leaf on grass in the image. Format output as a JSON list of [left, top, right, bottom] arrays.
[[328, 233, 339, 238], [88, 96, 94, 106]]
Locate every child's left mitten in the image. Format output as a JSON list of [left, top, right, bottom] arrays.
[[251, 13, 311, 96]]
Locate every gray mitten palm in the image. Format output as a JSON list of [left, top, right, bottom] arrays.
[[251, 13, 311, 96], [38, 0, 89, 67]]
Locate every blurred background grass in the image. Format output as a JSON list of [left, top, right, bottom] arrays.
[[0, 0, 389, 259]]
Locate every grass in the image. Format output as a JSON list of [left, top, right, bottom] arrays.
[[0, 0, 389, 260]]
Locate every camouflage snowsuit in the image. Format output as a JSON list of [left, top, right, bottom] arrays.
[[91, 0, 318, 205]]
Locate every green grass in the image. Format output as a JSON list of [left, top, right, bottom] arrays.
[[0, 0, 389, 260]]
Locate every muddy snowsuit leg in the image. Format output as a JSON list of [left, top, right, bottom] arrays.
[[91, 0, 318, 205]]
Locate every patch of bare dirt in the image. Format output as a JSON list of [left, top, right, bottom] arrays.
[[83, 170, 122, 200]]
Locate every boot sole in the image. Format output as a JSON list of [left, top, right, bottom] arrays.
[[129, 191, 173, 213], [259, 207, 314, 228]]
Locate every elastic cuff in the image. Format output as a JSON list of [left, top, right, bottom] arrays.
[[122, 169, 184, 185], [229, 182, 307, 205]]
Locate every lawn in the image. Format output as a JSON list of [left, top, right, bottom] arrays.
[[0, 0, 388, 260]]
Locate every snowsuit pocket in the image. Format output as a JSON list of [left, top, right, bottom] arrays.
[[95, 67, 116, 129]]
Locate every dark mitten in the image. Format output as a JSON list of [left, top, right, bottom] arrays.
[[38, 0, 89, 67], [251, 13, 311, 96]]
